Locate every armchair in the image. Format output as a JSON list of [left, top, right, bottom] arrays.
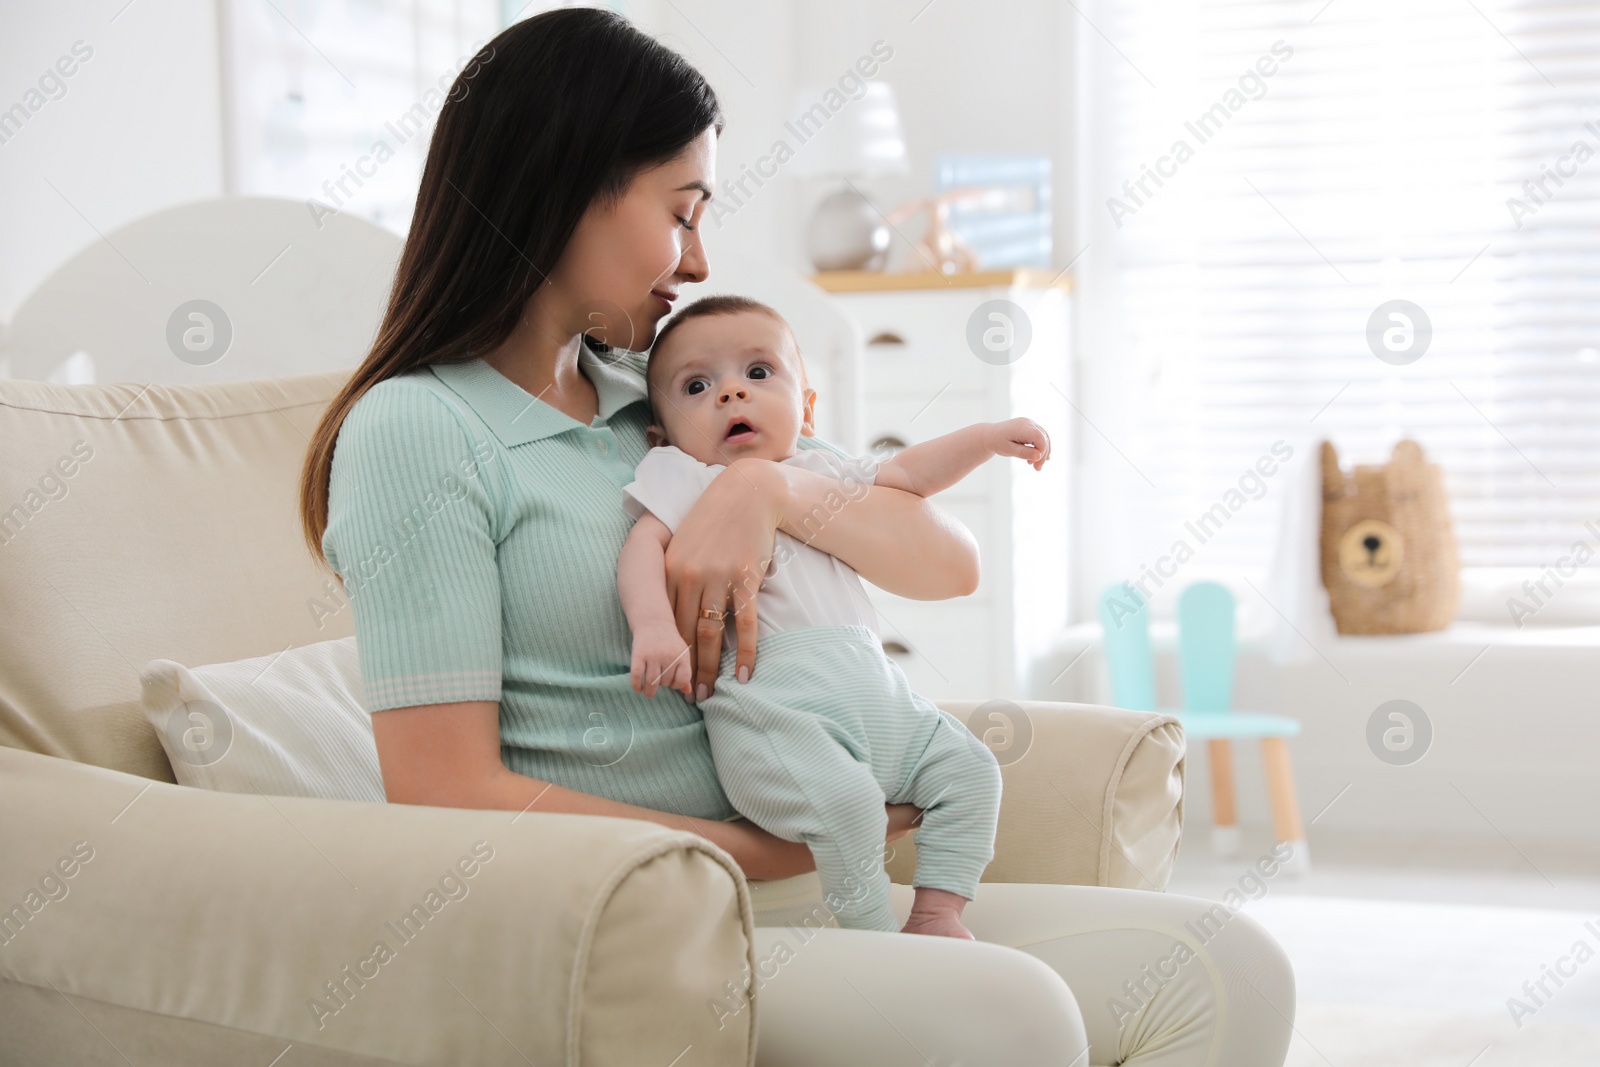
[[0, 368, 1185, 1064], [0, 197, 1185, 1065]]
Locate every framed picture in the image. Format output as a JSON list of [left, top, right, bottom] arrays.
[[933, 154, 1052, 270]]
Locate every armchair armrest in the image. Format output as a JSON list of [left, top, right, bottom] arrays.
[[883, 701, 1185, 892], [0, 747, 758, 1067]]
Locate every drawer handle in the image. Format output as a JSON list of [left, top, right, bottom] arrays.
[[881, 639, 910, 656], [870, 435, 908, 456], [867, 331, 906, 347]]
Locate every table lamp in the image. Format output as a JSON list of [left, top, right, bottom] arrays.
[[789, 81, 909, 271]]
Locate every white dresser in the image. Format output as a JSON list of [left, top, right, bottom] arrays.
[[813, 269, 1074, 702]]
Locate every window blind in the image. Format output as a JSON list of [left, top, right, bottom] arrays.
[[222, 0, 501, 236], [1077, 0, 1600, 584]]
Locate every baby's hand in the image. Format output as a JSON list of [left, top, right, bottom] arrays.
[[985, 418, 1051, 471], [631, 625, 694, 699]]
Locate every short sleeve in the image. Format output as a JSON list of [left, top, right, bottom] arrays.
[[620, 446, 718, 532], [793, 433, 880, 484], [321, 379, 504, 712]]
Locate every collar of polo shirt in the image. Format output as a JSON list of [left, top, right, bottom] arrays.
[[428, 337, 650, 448]]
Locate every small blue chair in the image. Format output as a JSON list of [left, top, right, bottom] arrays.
[[1098, 581, 1308, 870]]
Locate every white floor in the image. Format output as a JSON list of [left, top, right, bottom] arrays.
[[1165, 825, 1600, 1067]]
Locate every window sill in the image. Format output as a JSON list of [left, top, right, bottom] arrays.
[[1053, 618, 1600, 655]]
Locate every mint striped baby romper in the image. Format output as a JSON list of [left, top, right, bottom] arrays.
[[622, 445, 1003, 933]]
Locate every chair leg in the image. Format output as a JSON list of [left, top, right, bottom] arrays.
[[1207, 739, 1241, 859], [1261, 736, 1310, 876]]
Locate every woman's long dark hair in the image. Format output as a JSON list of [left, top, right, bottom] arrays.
[[299, 7, 722, 566]]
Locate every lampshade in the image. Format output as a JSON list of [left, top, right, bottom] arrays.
[[787, 81, 910, 180]]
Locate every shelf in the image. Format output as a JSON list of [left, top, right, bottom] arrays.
[[1045, 619, 1600, 656], [810, 268, 1073, 293]]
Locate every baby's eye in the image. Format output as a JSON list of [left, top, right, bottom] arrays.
[[685, 378, 707, 395], [748, 364, 772, 379]]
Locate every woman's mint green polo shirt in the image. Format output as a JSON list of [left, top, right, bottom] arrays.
[[322, 337, 853, 821]]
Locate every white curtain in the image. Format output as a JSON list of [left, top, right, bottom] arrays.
[[1074, 0, 1600, 627]]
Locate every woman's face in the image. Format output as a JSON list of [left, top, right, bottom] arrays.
[[553, 126, 716, 353]]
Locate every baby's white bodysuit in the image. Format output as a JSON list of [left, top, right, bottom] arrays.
[[620, 444, 881, 649]]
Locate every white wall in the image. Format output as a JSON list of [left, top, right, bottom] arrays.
[[3, 0, 1078, 332], [1032, 622, 1600, 850], [640, 0, 1077, 290], [0, 0, 225, 324]]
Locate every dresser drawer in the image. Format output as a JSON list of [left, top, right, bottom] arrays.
[[852, 290, 1040, 401], [863, 389, 989, 451], [861, 333, 996, 400], [871, 597, 994, 702], [824, 280, 1074, 702]]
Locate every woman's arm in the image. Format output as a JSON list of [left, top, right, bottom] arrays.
[[372, 699, 809, 878], [663, 455, 980, 700], [371, 700, 918, 881], [756, 457, 982, 600]]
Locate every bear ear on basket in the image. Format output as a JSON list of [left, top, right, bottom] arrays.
[[1385, 440, 1431, 504], [1389, 438, 1427, 470], [1319, 439, 1345, 501]]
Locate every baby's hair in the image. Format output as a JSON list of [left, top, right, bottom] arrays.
[[646, 294, 807, 404]]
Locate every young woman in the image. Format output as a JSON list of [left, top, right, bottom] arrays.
[[299, 9, 1295, 1065]]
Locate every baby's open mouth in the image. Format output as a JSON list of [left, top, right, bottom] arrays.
[[725, 421, 756, 442]]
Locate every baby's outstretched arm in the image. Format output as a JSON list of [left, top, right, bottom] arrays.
[[871, 417, 1051, 498], [618, 513, 695, 699]]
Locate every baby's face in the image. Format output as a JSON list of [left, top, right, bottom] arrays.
[[646, 310, 817, 467]]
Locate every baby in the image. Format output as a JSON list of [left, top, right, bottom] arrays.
[[616, 294, 1051, 939]]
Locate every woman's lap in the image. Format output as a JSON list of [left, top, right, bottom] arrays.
[[746, 875, 1294, 1067]]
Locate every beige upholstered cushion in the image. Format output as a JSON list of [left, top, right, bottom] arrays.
[[140, 636, 384, 801], [884, 701, 1185, 890], [0, 371, 354, 782]]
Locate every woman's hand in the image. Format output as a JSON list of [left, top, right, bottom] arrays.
[[885, 802, 922, 842], [663, 457, 784, 702]]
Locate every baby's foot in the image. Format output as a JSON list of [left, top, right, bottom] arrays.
[[901, 887, 977, 939], [900, 911, 976, 939]]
